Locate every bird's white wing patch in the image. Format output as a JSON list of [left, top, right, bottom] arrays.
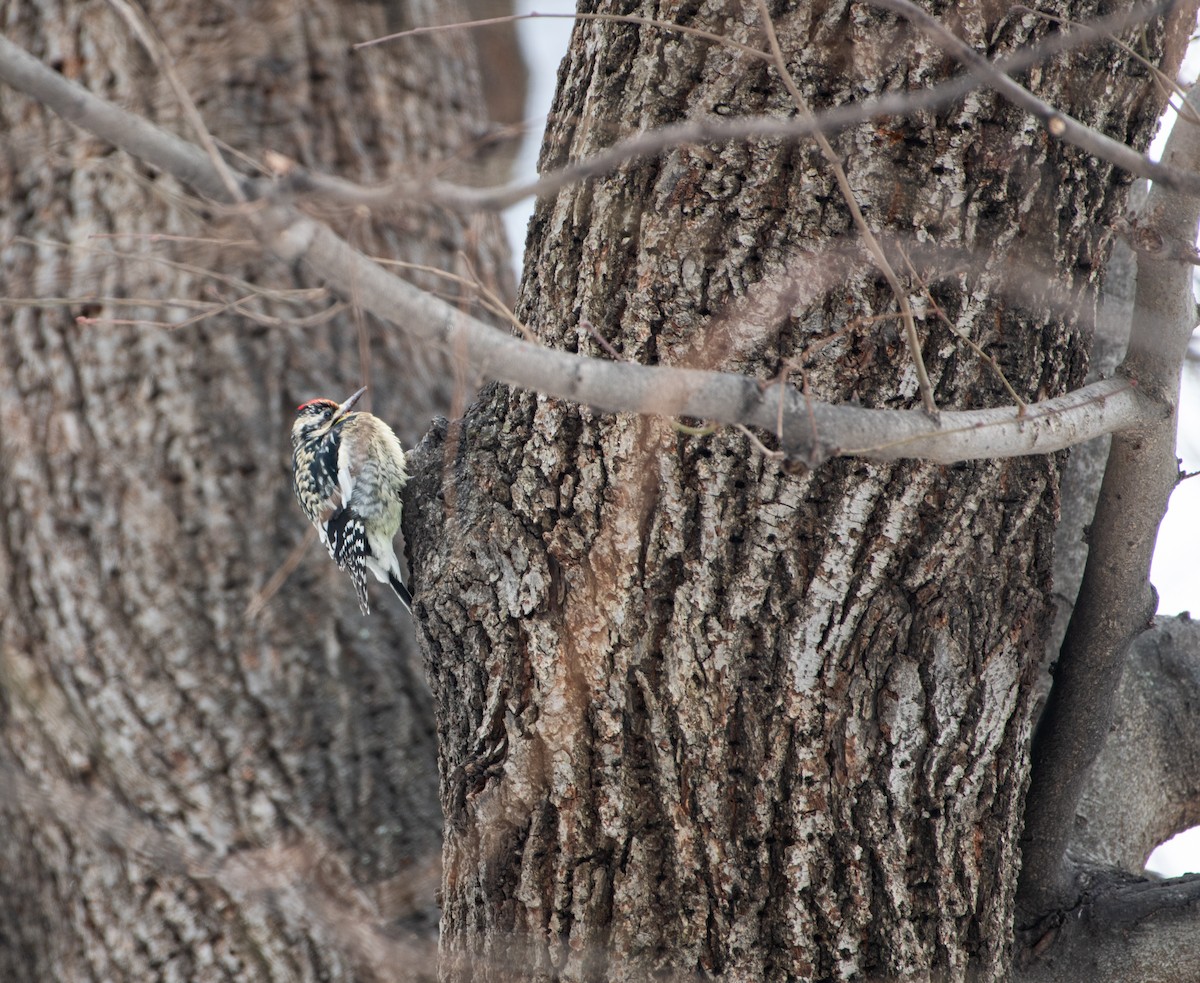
[[338, 465, 356, 511], [336, 435, 360, 510]]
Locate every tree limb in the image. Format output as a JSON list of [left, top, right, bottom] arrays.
[[1017, 83, 1200, 916], [0, 36, 227, 201], [869, 0, 1200, 196], [0, 34, 1174, 466], [1070, 616, 1200, 873], [1016, 868, 1200, 983], [258, 211, 1164, 464], [281, 1, 1177, 214]]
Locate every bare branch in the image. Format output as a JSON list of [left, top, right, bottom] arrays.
[[356, 10, 771, 63], [1017, 869, 1200, 983], [104, 0, 244, 202], [282, 2, 1180, 214], [270, 207, 1160, 464], [752, 0, 937, 414], [1018, 83, 1200, 917], [0, 36, 230, 202], [868, 0, 1200, 196], [0, 33, 1173, 467]]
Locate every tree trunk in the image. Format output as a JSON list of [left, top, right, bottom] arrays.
[[408, 2, 1192, 980], [0, 2, 515, 980]]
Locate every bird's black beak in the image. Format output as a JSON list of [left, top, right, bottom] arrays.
[[334, 385, 368, 421]]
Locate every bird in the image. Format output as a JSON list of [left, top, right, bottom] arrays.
[[290, 385, 412, 615]]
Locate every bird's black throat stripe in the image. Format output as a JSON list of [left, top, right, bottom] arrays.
[[310, 427, 341, 489]]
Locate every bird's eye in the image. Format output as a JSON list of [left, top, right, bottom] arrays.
[[321, 408, 332, 420]]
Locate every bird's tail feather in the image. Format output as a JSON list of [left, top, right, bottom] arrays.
[[388, 572, 413, 613]]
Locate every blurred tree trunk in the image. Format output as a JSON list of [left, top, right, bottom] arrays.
[[0, 1, 517, 980], [406, 2, 1193, 981], [463, 0, 531, 178]]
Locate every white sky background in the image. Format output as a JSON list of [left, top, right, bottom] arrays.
[[503, 2, 1200, 876], [502, 4, 576, 258], [1147, 35, 1200, 622], [1141, 37, 1200, 877]]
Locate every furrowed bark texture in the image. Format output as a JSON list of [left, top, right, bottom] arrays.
[[409, 2, 1188, 980], [0, 2, 514, 980]]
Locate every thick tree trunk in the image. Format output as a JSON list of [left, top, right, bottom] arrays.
[[408, 2, 1191, 980], [0, 2, 515, 980]]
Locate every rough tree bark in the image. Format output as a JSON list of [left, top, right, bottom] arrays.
[[0, 1, 514, 980], [4, 0, 1199, 980], [405, 2, 1194, 981]]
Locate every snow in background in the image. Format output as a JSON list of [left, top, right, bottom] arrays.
[[504, 5, 1200, 876]]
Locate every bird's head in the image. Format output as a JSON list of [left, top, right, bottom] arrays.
[[291, 385, 367, 448]]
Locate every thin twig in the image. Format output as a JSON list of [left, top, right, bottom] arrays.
[[17, 235, 342, 330], [867, 0, 1198, 193], [753, 0, 938, 415], [282, 3, 1179, 216], [0, 33, 1169, 467], [17, 235, 320, 305], [895, 245, 1028, 412], [374, 256, 531, 337], [346, 208, 373, 404], [225, 298, 348, 330], [245, 527, 317, 620], [0, 295, 213, 313], [458, 251, 536, 342], [78, 294, 242, 331], [104, 0, 244, 203], [735, 423, 785, 460], [355, 10, 770, 62], [89, 231, 257, 248], [585, 320, 624, 361]]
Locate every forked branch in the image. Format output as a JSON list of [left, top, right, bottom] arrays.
[[0, 33, 1178, 467], [1018, 82, 1200, 922], [278, 2, 1179, 214]]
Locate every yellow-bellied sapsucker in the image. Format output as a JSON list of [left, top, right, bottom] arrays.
[[291, 386, 412, 615]]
